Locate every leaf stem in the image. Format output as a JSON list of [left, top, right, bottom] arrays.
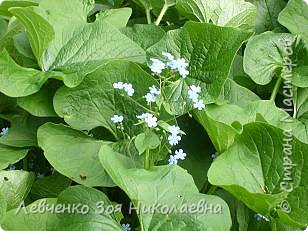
[[23, 157, 28, 171], [270, 76, 283, 102], [146, 9, 152, 24], [155, 4, 169, 26], [144, 148, 150, 170], [207, 185, 218, 195]]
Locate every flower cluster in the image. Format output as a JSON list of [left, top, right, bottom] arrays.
[[149, 52, 189, 78], [0, 127, 9, 136], [137, 113, 158, 128], [144, 85, 160, 104], [254, 213, 269, 222], [111, 115, 124, 124], [167, 125, 181, 146], [113, 82, 135, 96], [188, 85, 205, 110], [168, 149, 187, 165]]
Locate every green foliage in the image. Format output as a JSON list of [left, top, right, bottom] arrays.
[[0, 0, 307, 230]]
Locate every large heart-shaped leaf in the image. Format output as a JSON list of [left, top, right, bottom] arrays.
[[243, 32, 296, 85], [147, 21, 252, 115], [176, 0, 256, 30], [278, 0, 308, 45], [208, 122, 308, 227], [195, 100, 308, 153], [99, 145, 232, 231], [10, 0, 146, 85], [37, 123, 114, 187]]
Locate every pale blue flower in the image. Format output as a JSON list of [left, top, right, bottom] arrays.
[[254, 213, 269, 222], [150, 58, 165, 74], [168, 125, 180, 136], [111, 115, 124, 124], [113, 82, 124, 89], [193, 99, 205, 110], [175, 149, 186, 160], [145, 93, 156, 104], [136, 113, 149, 120], [122, 223, 131, 231], [149, 85, 160, 96], [178, 67, 189, 78], [137, 113, 157, 128], [168, 134, 181, 146], [113, 82, 134, 96], [168, 155, 178, 165], [188, 85, 201, 102], [0, 127, 9, 136], [162, 52, 175, 61], [8, 164, 16, 170], [144, 114, 158, 128], [123, 83, 135, 96]]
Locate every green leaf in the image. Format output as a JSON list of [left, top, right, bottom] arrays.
[[243, 32, 296, 85], [0, 144, 28, 170], [0, 170, 35, 210], [99, 145, 232, 231], [96, 7, 132, 29], [176, 0, 211, 23], [244, 32, 308, 85], [208, 122, 308, 227], [10, 0, 146, 86], [13, 31, 36, 60], [2, 198, 57, 231], [0, 112, 55, 147], [0, 0, 39, 16], [217, 79, 260, 107], [176, 0, 257, 30], [195, 100, 308, 153], [0, 17, 8, 39], [134, 131, 161, 155], [48, 185, 122, 231], [121, 24, 166, 50], [147, 21, 252, 115], [292, 66, 308, 87], [37, 123, 114, 187], [0, 191, 7, 224], [54, 61, 158, 136], [17, 80, 61, 117], [3, 186, 122, 230], [278, 0, 308, 45], [253, 0, 287, 33], [294, 87, 308, 123], [132, 0, 153, 11], [0, 50, 62, 97], [30, 172, 71, 200], [195, 103, 253, 153]]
